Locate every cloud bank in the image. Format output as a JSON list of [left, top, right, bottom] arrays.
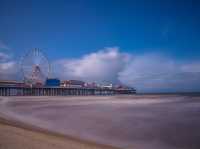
[[53, 47, 200, 92], [53, 47, 130, 84], [118, 54, 200, 92], [0, 51, 18, 80], [0, 41, 18, 79]]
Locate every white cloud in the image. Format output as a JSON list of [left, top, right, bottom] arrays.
[[0, 41, 18, 80], [181, 62, 200, 73], [0, 61, 16, 72], [0, 61, 18, 80], [0, 40, 10, 50], [0, 52, 11, 62], [53, 47, 129, 84], [54, 48, 200, 92], [118, 54, 200, 92], [0, 51, 18, 80]]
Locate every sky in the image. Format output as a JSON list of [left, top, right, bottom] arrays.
[[0, 0, 200, 92]]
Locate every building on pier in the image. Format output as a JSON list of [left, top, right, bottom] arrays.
[[0, 80, 26, 87], [61, 80, 85, 88], [45, 78, 60, 87]]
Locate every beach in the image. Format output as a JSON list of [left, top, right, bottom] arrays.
[[0, 117, 117, 149], [0, 95, 200, 149]]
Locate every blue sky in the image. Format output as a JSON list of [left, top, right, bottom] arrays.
[[0, 0, 200, 59], [0, 0, 200, 92]]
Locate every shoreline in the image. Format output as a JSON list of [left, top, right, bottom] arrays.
[[0, 116, 119, 149]]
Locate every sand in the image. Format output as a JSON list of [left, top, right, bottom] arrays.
[[0, 95, 200, 149], [0, 117, 118, 149]]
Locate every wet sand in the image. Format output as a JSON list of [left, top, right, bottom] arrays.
[[0, 117, 117, 149], [0, 95, 200, 149]]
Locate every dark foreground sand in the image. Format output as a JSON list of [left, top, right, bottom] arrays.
[[0, 95, 200, 149], [0, 117, 118, 149]]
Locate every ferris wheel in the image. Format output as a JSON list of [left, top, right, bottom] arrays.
[[20, 48, 51, 84]]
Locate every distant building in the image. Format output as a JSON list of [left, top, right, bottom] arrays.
[[84, 82, 98, 88], [61, 80, 85, 88], [100, 84, 113, 89], [45, 78, 60, 87], [0, 80, 26, 87], [114, 85, 136, 94]]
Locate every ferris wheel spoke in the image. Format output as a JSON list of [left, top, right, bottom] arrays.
[[38, 58, 47, 66], [21, 48, 50, 83], [23, 59, 35, 65]]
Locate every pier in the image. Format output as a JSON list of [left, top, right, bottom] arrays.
[[0, 86, 136, 96]]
